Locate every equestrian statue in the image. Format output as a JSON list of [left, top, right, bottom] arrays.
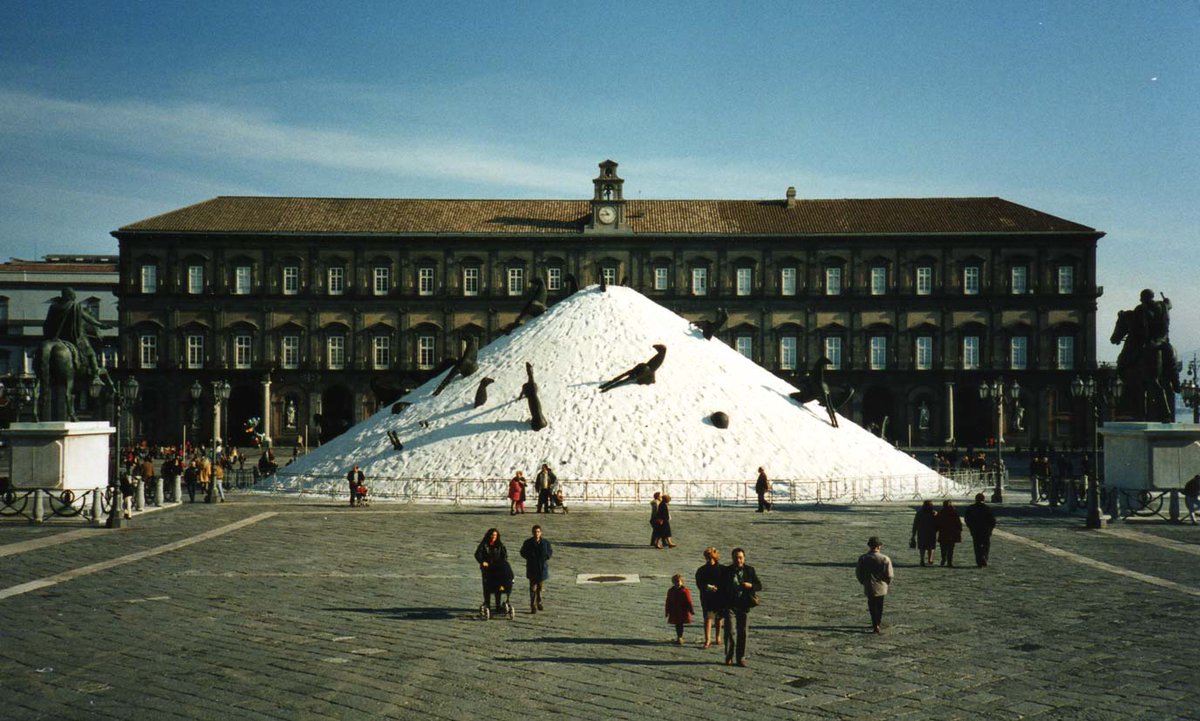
[[1110, 288, 1180, 423], [35, 287, 113, 422]]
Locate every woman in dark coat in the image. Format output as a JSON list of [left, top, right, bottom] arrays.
[[656, 494, 677, 548], [474, 528, 512, 613], [935, 500, 963, 567], [910, 500, 938, 566], [695, 547, 725, 648]]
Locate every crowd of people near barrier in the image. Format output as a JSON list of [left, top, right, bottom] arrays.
[[111, 442, 283, 507]]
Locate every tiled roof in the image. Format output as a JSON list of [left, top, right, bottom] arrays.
[[118, 196, 1098, 236]]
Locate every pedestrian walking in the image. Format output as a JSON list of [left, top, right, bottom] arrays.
[[695, 547, 725, 649], [474, 528, 511, 615], [519, 525, 552, 613], [936, 500, 962, 567], [855, 536, 894, 634], [199, 456, 213, 503], [184, 459, 200, 502], [649, 492, 663, 547], [963, 493, 997, 566], [910, 500, 938, 566], [346, 465, 364, 506], [508, 471, 527, 515], [1185, 474, 1200, 525], [535, 463, 555, 513], [655, 494, 677, 548], [754, 467, 772, 512], [665, 574, 694, 644], [721, 547, 762, 667], [212, 460, 227, 502]]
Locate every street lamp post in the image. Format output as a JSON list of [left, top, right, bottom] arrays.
[[978, 378, 1020, 504], [1182, 354, 1200, 425], [1071, 369, 1123, 529], [207, 380, 231, 503], [92, 375, 139, 529]]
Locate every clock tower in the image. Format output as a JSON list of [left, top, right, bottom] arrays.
[[586, 159, 629, 233]]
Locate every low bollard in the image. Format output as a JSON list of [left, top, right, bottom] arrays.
[[92, 489, 102, 525], [33, 489, 45, 523], [1170, 490, 1180, 522], [134, 480, 145, 512], [174, 476, 182, 504], [155, 477, 164, 507]]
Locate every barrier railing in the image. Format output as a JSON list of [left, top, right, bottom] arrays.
[[259, 470, 992, 507]]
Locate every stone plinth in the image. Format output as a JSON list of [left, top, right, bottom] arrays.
[[1100, 422, 1200, 491], [2, 421, 113, 490]]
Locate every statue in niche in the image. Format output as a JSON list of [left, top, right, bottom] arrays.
[[284, 398, 297, 430], [917, 401, 931, 431], [788, 357, 855, 428], [432, 337, 479, 396], [473, 377, 495, 408], [517, 363, 548, 431], [599, 344, 667, 393], [505, 278, 547, 334], [694, 308, 729, 341]]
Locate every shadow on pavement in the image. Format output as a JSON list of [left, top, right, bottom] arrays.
[[324, 606, 460, 621], [756, 624, 869, 634], [556, 541, 653, 550], [498, 656, 713, 666], [514, 637, 660, 646]]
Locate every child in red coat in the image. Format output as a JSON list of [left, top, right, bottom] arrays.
[[665, 574, 695, 644]]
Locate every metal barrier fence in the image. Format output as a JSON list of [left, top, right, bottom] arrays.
[[259, 469, 997, 507]]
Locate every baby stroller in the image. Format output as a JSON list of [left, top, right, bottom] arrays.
[[353, 483, 370, 506], [479, 559, 516, 620], [547, 482, 568, 513]]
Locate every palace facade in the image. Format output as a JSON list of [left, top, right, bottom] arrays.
[[112, 161, 1102, 451]]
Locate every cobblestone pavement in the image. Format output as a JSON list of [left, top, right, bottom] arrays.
[[1, 495, 1198, 720]]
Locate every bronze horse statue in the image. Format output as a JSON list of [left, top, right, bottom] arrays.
[[33, 339, 85, 422], [1110, 304, 1179, 423]]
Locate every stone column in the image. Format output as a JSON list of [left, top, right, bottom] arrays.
[[944, 381, 956, 445], [261, 374, 273, 448]]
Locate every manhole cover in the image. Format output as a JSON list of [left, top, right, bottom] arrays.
[[576, 573, 641, 585], [786, 678, 816, 688]]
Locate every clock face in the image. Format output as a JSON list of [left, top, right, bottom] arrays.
[[597, 206, 617, 225]]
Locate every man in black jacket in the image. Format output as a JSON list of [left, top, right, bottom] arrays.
[[963, 493, 997, 567], [721, 548, 763, 667]]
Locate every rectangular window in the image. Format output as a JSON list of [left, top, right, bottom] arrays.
[[869, 336, 888, 370], [780, 267, 797, 296], [735, 336, 753, 359], [283, 266, 299, 295], [1057, 265, 1074, 294], [691, 267, 708, 296], [140, 264, 157, 294], [186, 335, 204, 369], [824, 267, 842, 296], [233, 265, 252, 295], [327, 267, 345, 296], [1010, 336, 1028, 370], [234, 335, 252, 370], [915, 336, 933, 370], [139, 335, 158, 369], [327, 336, 345, 370], [1057, 336, 1075, 370], [372, 336, 390, 370], [1011, 266, 1028, 295], [870, 266, 887, 296], [963, 336, 980, 370], [187, 265, 204, 295], [601, 267, 617, 287], [463, 267, 480, 296], [654, 267, 669, 291], [916, 266, 932, 296], [824, 337, 843, 370], [417, 335, 436, 370], [373, 267, 390, 296], [546, 267, 562, 292], [418, 267, 434, 296], [281, 336, 300, 370], [507, 268, 524, 296], [736, 268, 752, 296], [779, 337, 797, 371], [963, 266, 980, 296]]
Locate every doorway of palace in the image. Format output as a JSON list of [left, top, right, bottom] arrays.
[[953, 385, 993, 449], [226, 385, 261, 447], [861, 386, 894, 441], [318, 385, 355, 443]]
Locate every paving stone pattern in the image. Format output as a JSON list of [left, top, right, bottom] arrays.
[[1, 497, 1198, 720]]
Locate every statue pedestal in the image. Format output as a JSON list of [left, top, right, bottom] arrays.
[[2, 421, 113, 490], [1100, 422, 1200, 491]]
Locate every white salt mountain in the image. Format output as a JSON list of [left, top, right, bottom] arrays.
[[274, 286, 963, 503]]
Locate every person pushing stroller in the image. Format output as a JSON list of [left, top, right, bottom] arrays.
[[474, 528, 515, 620]]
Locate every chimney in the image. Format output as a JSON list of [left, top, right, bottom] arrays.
[[786, 186, 797, 208]]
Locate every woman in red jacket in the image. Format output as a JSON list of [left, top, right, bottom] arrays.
[[664, 574, 694, 645], [935, 499, 963, 567]]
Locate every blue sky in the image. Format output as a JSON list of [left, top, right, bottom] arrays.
[[1, 1, 1196, 365]]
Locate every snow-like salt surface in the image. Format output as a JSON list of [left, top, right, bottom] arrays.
[[274, 286, 964, 502]]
